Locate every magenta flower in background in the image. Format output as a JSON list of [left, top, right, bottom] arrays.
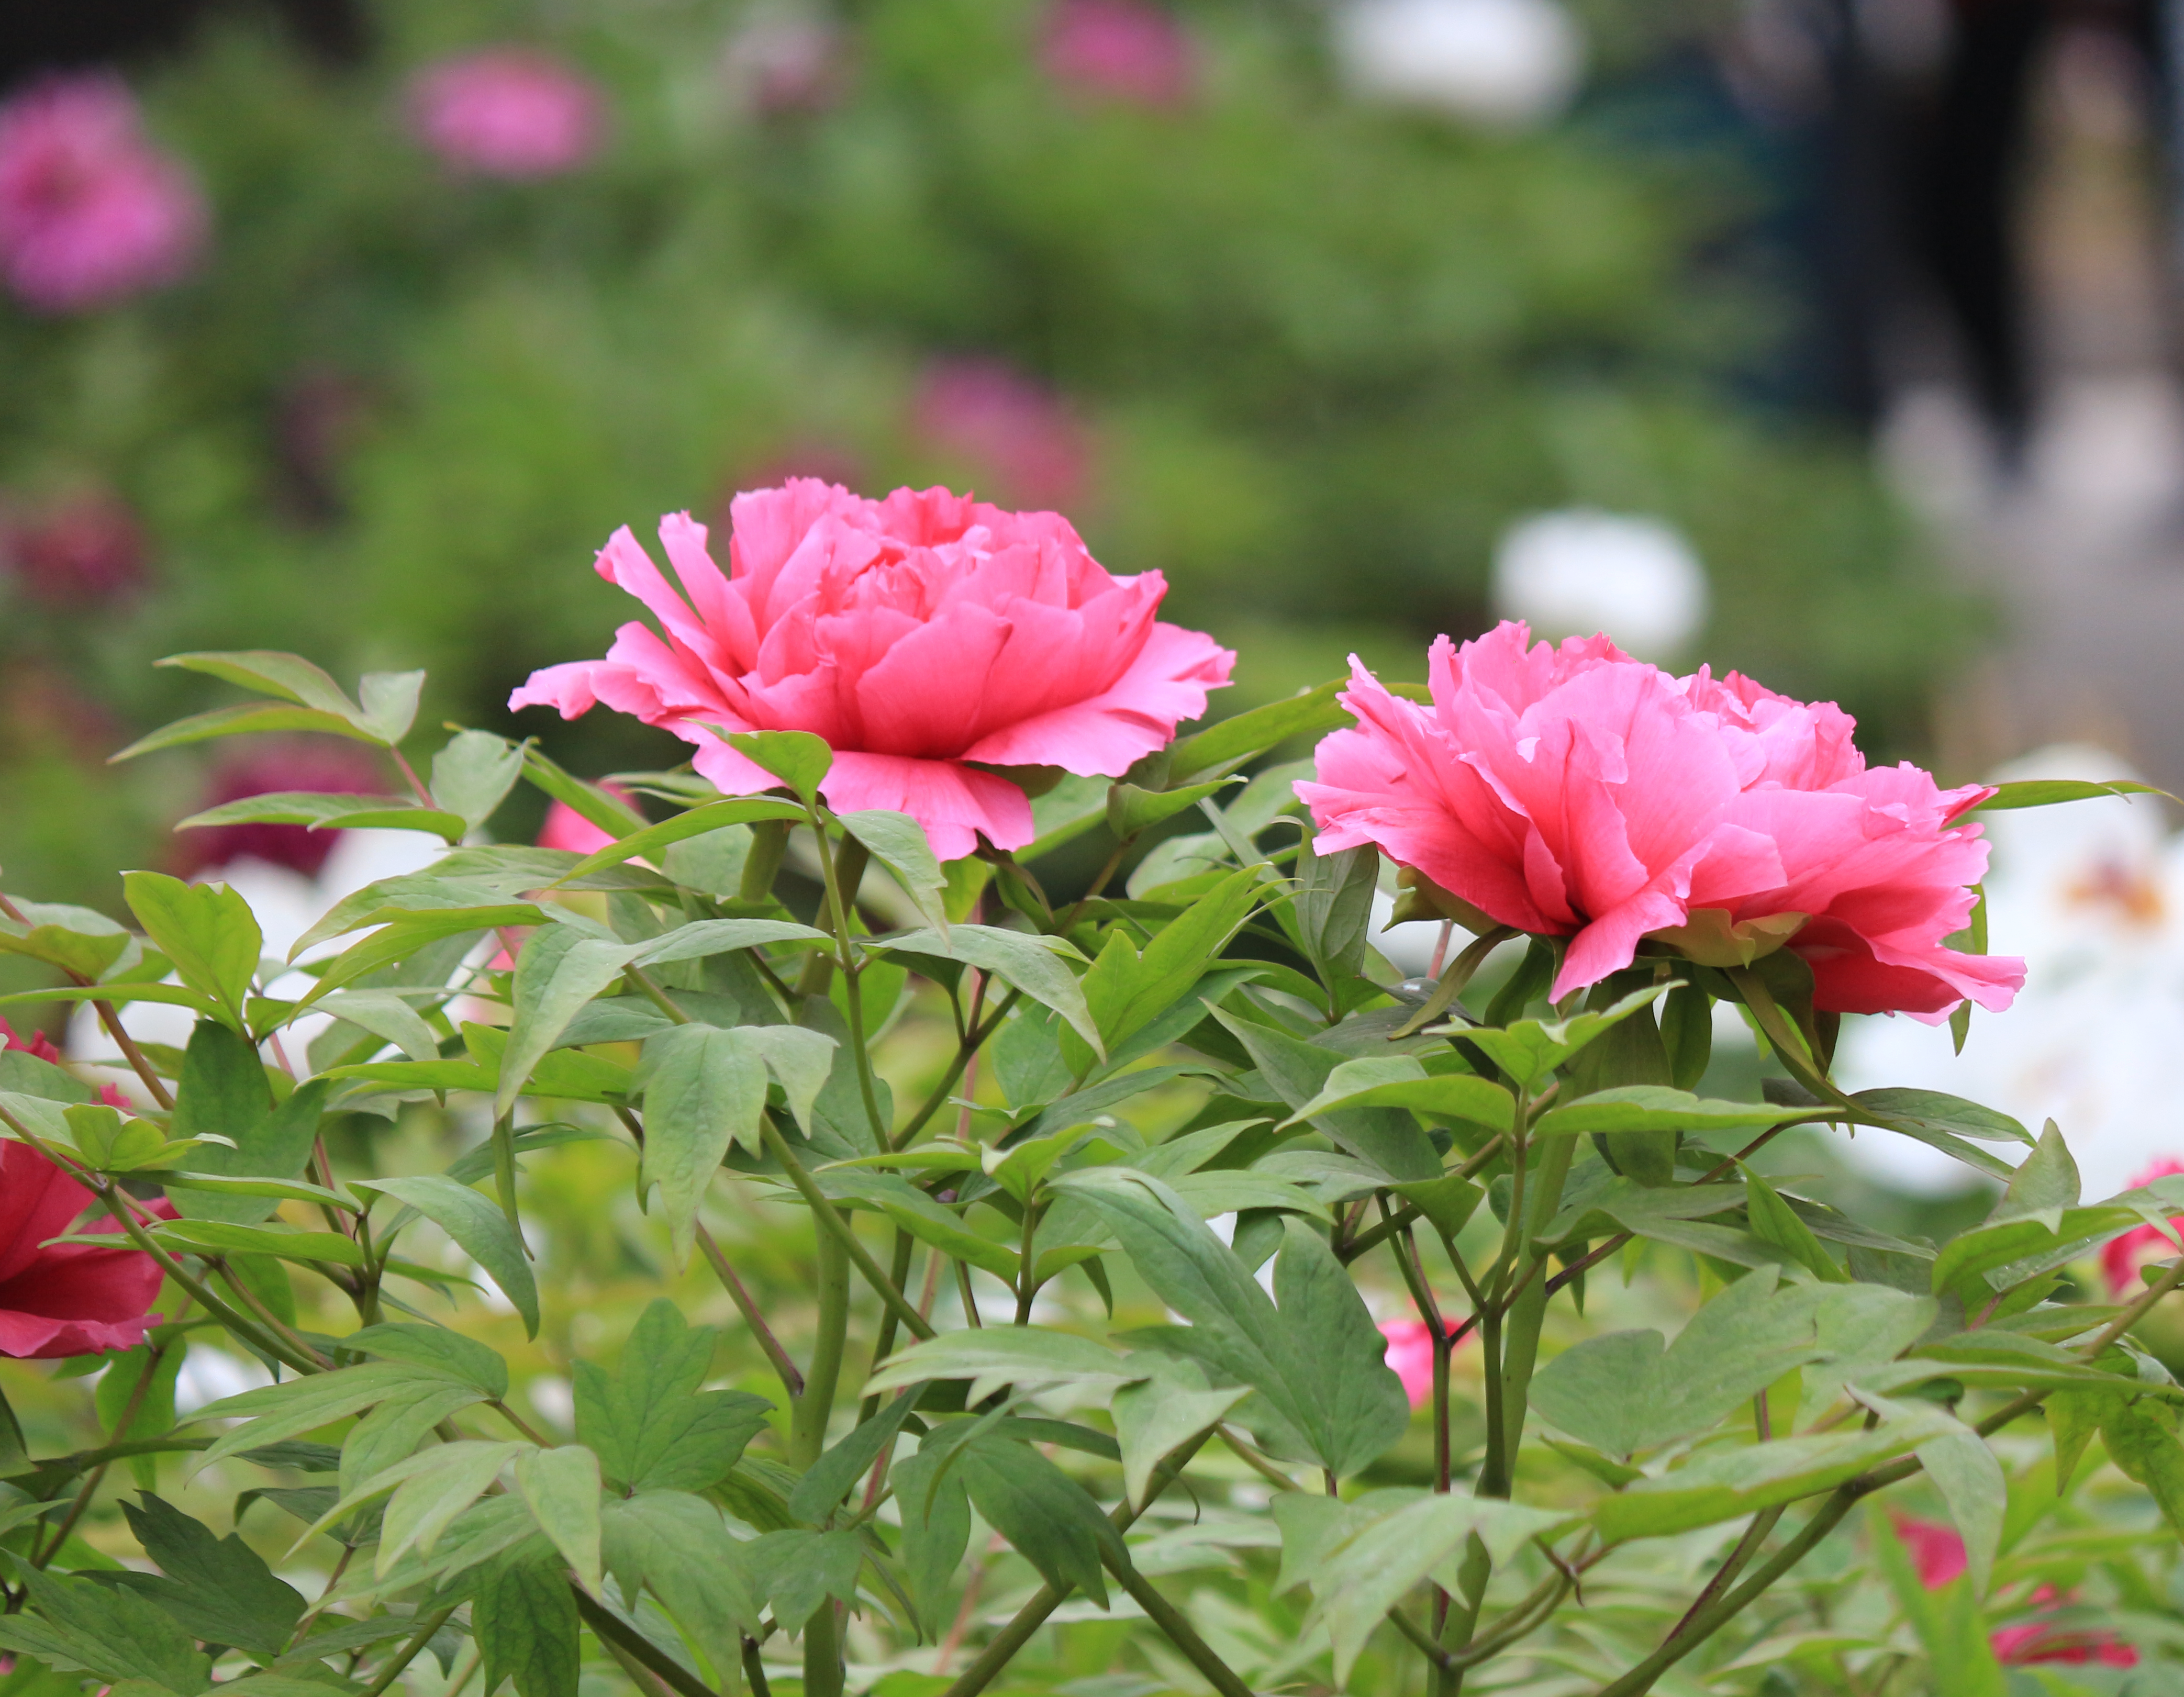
[[2103, 1157, 2184, 1296], [912, 359, 1091, 513], [512, 481, 1232, 859], [1379, 1318, 1465, 1408], [0, 73, 204, 315], [536, 782, 639, 857], [1041, 0, 1198, 108], [409, 49, 604, 179], [1896, 1517, 2137, 1667], [174, 740, 386, 880], [1, 488, 148, 605]]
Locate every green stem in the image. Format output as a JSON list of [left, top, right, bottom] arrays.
[[695, 1219, 806, 1397], [0, 886, 176, 1111], [807, 825, 885, 1147], [860, 1228, 917, 1421], [741, 821, 791, 904], [760, 1117, 935, 1341], [573, 1590, 722, 1697], [1102, 1551, 1255, 1697], [94, 1189, 321, 1374], [792, 1225, 850, 1469], [359, 1604, 460, 1697], [894, 989, 1021, 1151]]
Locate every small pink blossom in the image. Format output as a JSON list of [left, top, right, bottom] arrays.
[[174, 741, 386, 880], [511, 481, 1232, 860], [2, 488, 148, 604], [2103, 1157, 2184, 1297], [1380, 1316, 1465, 1407], [912, 360, 1091, 514], [1299, 622, 2025, 1018], [1896, 1517, 2137, 1667], [1040, 0, 1198, 108], [409, 49, 604, 180], [0, 73, 204, 315]]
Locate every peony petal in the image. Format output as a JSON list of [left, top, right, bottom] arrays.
[[962, 621, 1233, 774], [820, 753, 1035, 861]]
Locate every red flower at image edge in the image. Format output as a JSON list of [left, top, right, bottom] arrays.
[[0, 1141, 164, 1359], [2103, 1157, 2184, 1296], [2, 1018, 124, 1109], [511, 481, 1233, 861], [1298, 622, 2025, 1019], [1896, 1517, 2137, 1667]]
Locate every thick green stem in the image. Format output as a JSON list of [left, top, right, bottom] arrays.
[[741, 821, 792, 904], [1102, 1551, 1255, 1697], [760, 1117, 934, 1342], [791, 1226, 850, 1469], [359, 1604, 460, 1697]]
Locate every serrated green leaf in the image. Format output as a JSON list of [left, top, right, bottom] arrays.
[[342, 1323, 509, 1398], [573, 1301, 772, 1493], [600, 1491, 759, 1673], [116, 1493, 305, 1659], [359, 1176, 538, 1337], [475, 1548, 581, 1697], [515, 1444, 603, 1594]]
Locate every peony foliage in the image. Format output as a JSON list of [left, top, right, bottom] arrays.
[[0, 515, 2180, 1697]]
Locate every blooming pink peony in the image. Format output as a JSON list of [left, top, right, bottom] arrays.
[[1379, 1316, 1466, 1408], [2103, 1158, 2184, 1296], [0, 74, 205, 315], [1298, 622, 2025, 1018], [408, 49, 603, 180], [0, 1141, 164, 1359], [912, 360, 1091, 514], [510, 481, 1233, 859], [1896, 1517, 2137, 1667], [174, 741, 385, 880], [1040, 0, 1198, 108]]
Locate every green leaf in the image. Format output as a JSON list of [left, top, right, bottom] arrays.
[[1212, 1010, 1444, 1180], [359, 1176, 539, 1337], [315, 989, 442, 1065], [1389, 1174, 1485, 1241], [497, 928, 640, 1120], [633, 1023, 767, 1260], [955, 1434, 1121, 1608], [600, 1491, 760, 1673], [839, 809, 952, 935], [1851, 1089, 2033, 1146], [573, 1300, 772, 1493], [157, 1170, 359, 1211], [520, 746, 650, 838], [431, 730, 529, 832], [1458, 984, 1670, 1091], [2046, 1386, 2119, 1493], [869, 924, 1101, 1057], [110, 701, 384, 762], [475, 1548, 581, 1697], [1971, 777, 2173, 812], [1292, 839, 1378, 989], [1531, 1086, 1793, 1138], [1916, 1427, 2005, 1597], [553, 796, 807, 884], [354, 1441, 526, 1575], [155, 650, 358, 716], [174, 792, 465, 842], [338, 1381, 491, 1495], [0, 900, 137, 980], [1165, 678, 1348, 781], [818, 1170, 1020, 1280], [746, 1527, 863, 1632], [1661, 982, 1712, 1089], [189, 1362, 466, 1467], [0, 1563, 210, 1694], [354, 670, 426, 745], [1111, 1359, 1250, 1510], [342, 1323, 509, 1398], [2100, 1401, 2184, 1538], [1743, 1170, 1850, 1283], [1279, 1054, 1516, 1137], [1105, 777, 1236, 840], [116, 1493, 305, 1659], [515, 1445, 604, 1594], [723, 729, 833, 803], [1530, 1268, 1836, 1456], [1995, 1120, 2081, 1213], [121, 873, 261, 1030], [787, 1392, 924, 1525], [1077, 868, 1264, 1060], [891, 1442, 973, 1636], [172, 1030, 327, 1226], [149, 1219, 365, 1267], [864, 1329, 1131, 1404]]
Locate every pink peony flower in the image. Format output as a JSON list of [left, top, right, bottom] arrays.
[[1379, 1316, 1465, 1408], [2, 488, 148, 604], [1298, 622, 2025, 1018], [0, 73, 204, 315], [408, 49, 604, 180], [0, 1141, 165, 1359], [174, 740, 386, 881], [912, 360, 1092, 514], [1895, 1517, 2137, 1667], [1040, 0, 1198, 108], [510, 481, 1233, 859], [2103, 1157, 2184, 1297]]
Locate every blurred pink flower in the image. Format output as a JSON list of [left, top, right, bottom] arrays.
[[409, 49, 604, 179], [511, 482, 1232, 859], [0, 73, 203, 315], [1299, 622, 2025, 1017], [2, 489, 148, 605], [1380, 1316, 1464, 1408], [174, 740, 386, 880], [1041, 0, 1198, 108], [1895, 1517, 2137, 1667], [2103, 1157, 2184, 1297], [537, 782, 638, 857], [912, 359, 1091, 512]]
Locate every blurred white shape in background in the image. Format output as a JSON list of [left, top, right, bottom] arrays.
[[1491, 508, 1709, 662], [171, 1343, 272, 1415], [1331, 0, 1585, 128], [1836, 744, 2184, 1199]]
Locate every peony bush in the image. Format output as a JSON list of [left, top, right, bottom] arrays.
[[1, 483, 2181, 1697]]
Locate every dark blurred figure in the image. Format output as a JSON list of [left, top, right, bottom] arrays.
[[0, 0, 368, 88], [1728, 0, 2171, 463]]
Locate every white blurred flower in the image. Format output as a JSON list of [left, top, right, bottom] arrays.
[[172, 1343, 272, 1415], [1836, 744, 2184, 1198], [1331, 0, 1585, 129], [1491, 509, 1709, 662]]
